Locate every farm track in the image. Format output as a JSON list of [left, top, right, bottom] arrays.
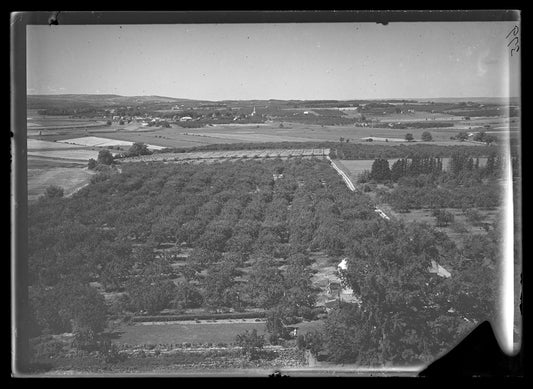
[[328, 157, 391, 220]]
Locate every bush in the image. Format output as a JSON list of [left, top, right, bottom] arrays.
[[432, 209, 455, 227], [44, 185, 64, 199], [450, 221, 469, 233], [235, 329, 265, 360], [88, 158, 97, 170], [357, 170, 372, 184], [97, 149, 114, 165], [421, 131, 433, 141], [30, 336, 65, 358], [127, 142, 153, 157]]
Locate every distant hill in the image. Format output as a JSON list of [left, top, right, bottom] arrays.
[[27, 94, 209, 110], [412, 97, 520, 105], [27, 94, 520, 112]]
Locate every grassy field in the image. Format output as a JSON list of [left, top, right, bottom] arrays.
[[27, 112, 108, 130], [28, 138, 122, 162], [113, 319, 324, 346], [335, 158, 488, 185], [114, 322, 268, 345], [27, 166, 95, 201]]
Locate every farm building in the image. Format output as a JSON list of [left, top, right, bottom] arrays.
[[180, 116, 193, 122], [327, 281, 342, 296], [375, 208, 391, 221], [428, 259, 451, 278]]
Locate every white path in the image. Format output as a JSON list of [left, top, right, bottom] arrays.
[[327, 157, 390, 221]]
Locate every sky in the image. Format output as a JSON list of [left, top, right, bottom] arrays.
[[26, 22, 520, 101]]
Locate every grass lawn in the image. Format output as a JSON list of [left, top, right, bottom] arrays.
[[114, 322, 268, 345]]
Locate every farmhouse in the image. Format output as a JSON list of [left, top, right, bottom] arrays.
[[180, 116, 193, 122]]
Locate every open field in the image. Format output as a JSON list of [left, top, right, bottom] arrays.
[[335, 157, 488, 183], [27, 156, 86, 169], [28, 138, 122, 161], [113, 318, 323, 346], [27, 112, 108, 130], [114, 322, 268, 345], [28, 148, 106, 161], [27, 166, 95, 201], [57, 136, 167, 150], [27, 118, 510, 150]]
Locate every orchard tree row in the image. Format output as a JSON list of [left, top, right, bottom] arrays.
[[28, 158, 376, 338]]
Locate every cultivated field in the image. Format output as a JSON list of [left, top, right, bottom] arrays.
[[28, 138, 123, 161], [29, 120, 499, 150], [27, 111, 108, 130], [120, 148, 330, 163]]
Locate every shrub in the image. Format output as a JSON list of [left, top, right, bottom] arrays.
[[421, 131, 433, 141], [357, 170, 372, 184], [451, 222, 469, 233], [44, 185, 64, 199], [98, 340, 128, 364], [127, 142, 153, 157], [30, 336, 65, 358], [88, 158, 97, 170], [97, 149, 114, 165], [432, 209, 455, 227], [235, 329, 265, 360]]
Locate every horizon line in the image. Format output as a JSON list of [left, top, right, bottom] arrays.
[[27, 93, 520, 102]]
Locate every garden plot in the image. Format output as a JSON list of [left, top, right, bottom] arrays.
[[57, 136, 167, 150]]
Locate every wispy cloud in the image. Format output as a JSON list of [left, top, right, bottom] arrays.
[[477, 49, 499, 77]]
